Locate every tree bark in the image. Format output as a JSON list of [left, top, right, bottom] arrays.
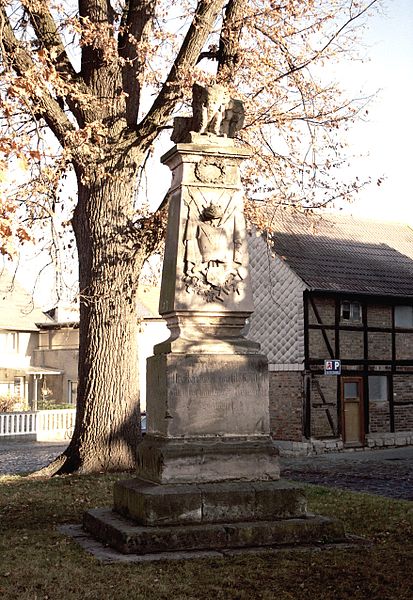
[[34, 149, 148, 475], [217, 0, 247, 82]]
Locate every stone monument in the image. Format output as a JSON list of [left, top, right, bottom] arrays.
[[83, 84, 345, 557]]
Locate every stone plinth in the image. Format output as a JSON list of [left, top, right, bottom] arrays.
[[146, 353, 269, 438], [84, 508, 346, 556], [113, 479, 306, 525], [136, 436, 279, 485], [136, 352, 279, 484]]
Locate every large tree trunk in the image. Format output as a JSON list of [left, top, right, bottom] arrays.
[[35, 152, 148, 475]]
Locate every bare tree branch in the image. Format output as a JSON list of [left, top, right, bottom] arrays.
[[20, 0, 89, 126], [255, 0, 379, 84], [21, 0, 77, 79], [118, 0, 157, 127], [0, 5, 76, 146], [217, 0, 247, 83]]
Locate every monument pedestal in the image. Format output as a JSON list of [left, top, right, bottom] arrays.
[[83, 344, 345, 554], [83, 338, 346, 557], [82, 99, 345, 558], [136, 351, 279, 484]]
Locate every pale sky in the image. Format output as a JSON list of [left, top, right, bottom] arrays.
[[339, 0, 413, 223]]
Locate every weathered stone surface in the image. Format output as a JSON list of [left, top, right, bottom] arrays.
[[159, 143, 253, 319], [201, 482, 256, 523], [136, 436, 280, 484], [145, 353, 270, 438], [83, 508, 346, 556], [251, 481, 307, 520], [171, 83, 245, 143], [224, 516, 346, 549], [113, 479, 202, 526], [113, 479, 303, 526]]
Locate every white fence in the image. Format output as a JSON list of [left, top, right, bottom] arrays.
[[0, 409, 76, 441]]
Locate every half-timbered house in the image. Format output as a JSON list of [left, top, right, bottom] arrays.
[[248, 212, 413, 453]]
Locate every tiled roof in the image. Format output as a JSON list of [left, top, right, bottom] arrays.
[[0, 268, 51, 330], [264, 211, 413, 297]]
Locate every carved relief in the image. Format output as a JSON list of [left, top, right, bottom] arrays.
[[183, 190, 246, 302], [194, 158, 224, 184]]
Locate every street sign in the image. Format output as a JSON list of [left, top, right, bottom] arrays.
[[324, 359, 341, 376]]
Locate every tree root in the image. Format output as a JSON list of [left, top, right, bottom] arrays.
[[28, 453, 69, 478], [28, 449, 137, 478]]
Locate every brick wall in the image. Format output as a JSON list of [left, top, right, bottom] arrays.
[[369, 401, 390, 433], [367, 305, 392, 328], [339, 330, 364, 360], [395, 333, 413, 360], [393, 374, 413, 403], [368, 332, 392, 360], [308, 297, 335, 325], [310, 375, 338, 438], [394, 405, 413, 431], [308, 329, 335, 359], [269, 371, 303, 441]]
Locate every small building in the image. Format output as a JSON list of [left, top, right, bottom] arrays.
[[0, 270, 60, 410], [248, 212, 413, 453], [0, 268, 168, 411]]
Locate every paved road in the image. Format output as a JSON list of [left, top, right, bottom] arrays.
[[0, 440, 67, 475], [281, 446, 413, 501], [0, 440, 412, 501]]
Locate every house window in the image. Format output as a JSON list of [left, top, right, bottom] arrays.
[[9, 332, 18, 352], [340, 300, 361, 322], [68, 380, 78, 405], [368, 376, 388, 402], [13, 376, 24, 398], [0, 332, 19, 353], [394, 306, 413, 328]]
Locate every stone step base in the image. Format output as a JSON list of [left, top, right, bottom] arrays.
[[114, 478, 307, 526], [83, 508, 346, 556]]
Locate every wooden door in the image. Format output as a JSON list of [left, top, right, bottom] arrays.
[[341, 377, 364, 446]]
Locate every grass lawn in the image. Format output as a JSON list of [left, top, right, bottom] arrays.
[[0, 472, 412, 600]]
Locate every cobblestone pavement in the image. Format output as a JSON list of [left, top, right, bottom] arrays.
[[0, 440, 67, 475], [281, 446, 413, 501], [0, 440, 412, 501]]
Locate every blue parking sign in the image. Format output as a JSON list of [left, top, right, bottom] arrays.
[[324, 359, 341, 375]]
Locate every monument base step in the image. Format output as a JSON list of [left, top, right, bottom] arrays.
[[113, 478, 306, 526], [83, 508, 346, 556], [136, 435, 280, 484]]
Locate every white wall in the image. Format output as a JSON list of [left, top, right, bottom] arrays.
[[0, 329, 38, 369], [137, 320, 169, 411]]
